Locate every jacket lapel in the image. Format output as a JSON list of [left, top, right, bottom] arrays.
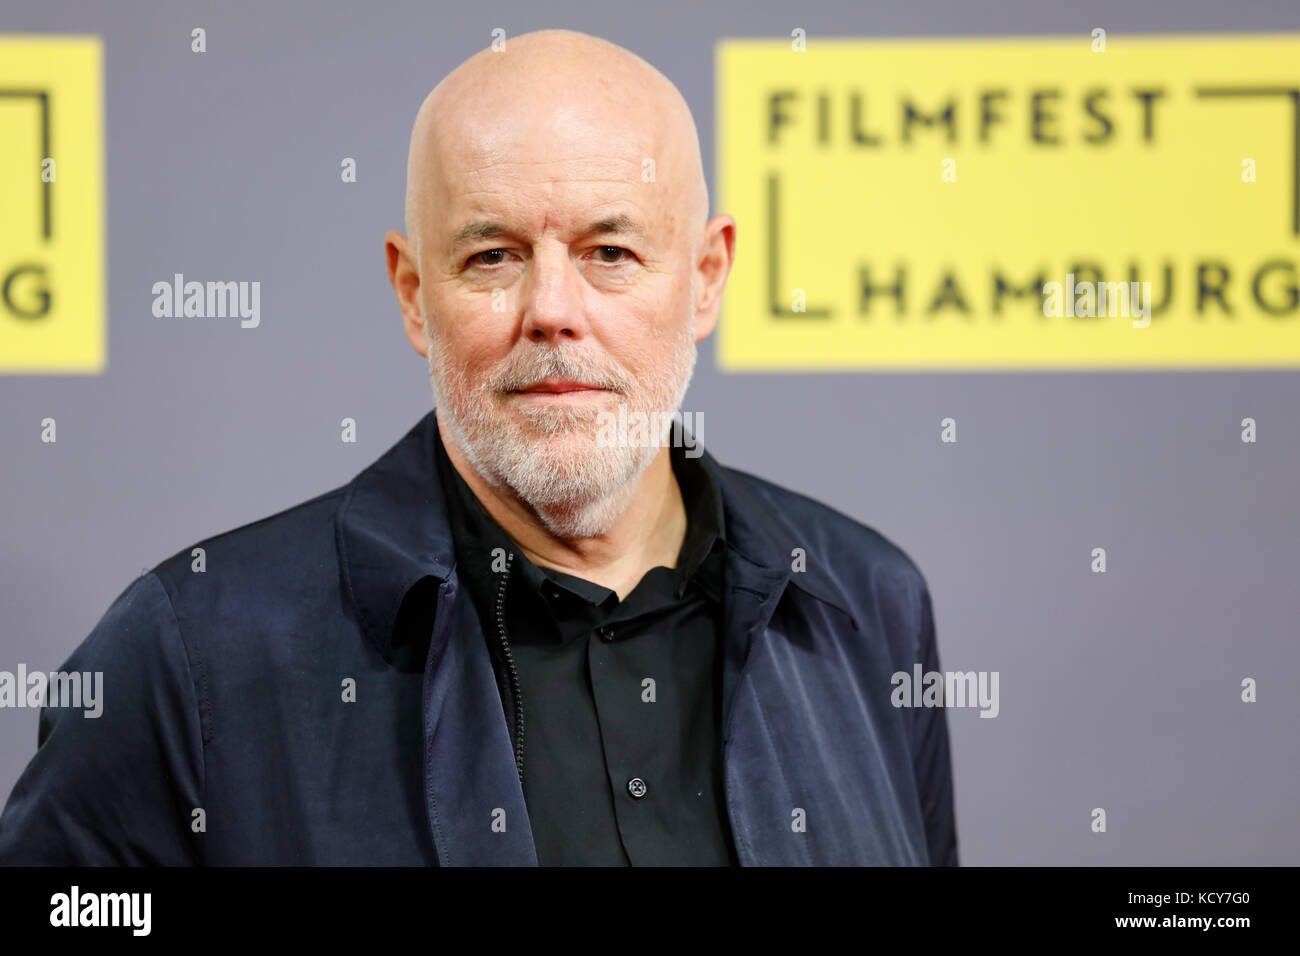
[[421, 574, 537, 866], [705, 450, 900, 866], [718, 549, 795, 865]]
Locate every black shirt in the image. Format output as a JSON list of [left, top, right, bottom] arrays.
[[433, 429, 738, 866]]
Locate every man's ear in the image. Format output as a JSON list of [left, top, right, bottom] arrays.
[[692, 214, 736, 342], [385, 230, 427, 357]]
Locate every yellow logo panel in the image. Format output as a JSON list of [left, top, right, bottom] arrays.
[[0, 36, 104, 373], [716, 34, 1300, 369]]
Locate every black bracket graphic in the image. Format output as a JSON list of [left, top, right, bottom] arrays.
[[1194, 86, 1300, 238], [0, 88, 53, 241], [766, 171, 833, 319]]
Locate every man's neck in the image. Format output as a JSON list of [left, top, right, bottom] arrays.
[[441, 432, 687, 601]]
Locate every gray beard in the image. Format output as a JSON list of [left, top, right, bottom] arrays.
[[426, 322, 697, 539]]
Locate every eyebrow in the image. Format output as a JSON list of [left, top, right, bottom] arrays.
[[448, 214, 647, 254]]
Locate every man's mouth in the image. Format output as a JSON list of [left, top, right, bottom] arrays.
[[510, 378, 609, 397]]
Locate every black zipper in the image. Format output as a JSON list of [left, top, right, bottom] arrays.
[[493, 550, 525, 782]]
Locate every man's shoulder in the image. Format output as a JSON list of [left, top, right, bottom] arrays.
[[151, 484, 349, 582], [718, 461, 925, 580], [714, 460, 937, 669], [149, 413, 441, 592], [141, 483, 357, 649], [713, 459, 932, 633]]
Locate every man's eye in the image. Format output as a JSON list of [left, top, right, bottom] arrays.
[[468, 247, 633, 268], [593, 246, 633, 264], [468, 249, 509, 267]]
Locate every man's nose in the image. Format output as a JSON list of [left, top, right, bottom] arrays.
[[518, 244, 591, 343]]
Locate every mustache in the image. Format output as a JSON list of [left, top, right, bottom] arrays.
[[488, 348, 629, 394]]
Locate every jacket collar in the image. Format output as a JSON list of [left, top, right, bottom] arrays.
[[695, 445, 860, 632], [337, 409, 858, 662], [336, 411, 456, 662]]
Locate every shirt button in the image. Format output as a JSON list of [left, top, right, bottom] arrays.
[[627, 777, 647, 799], [597, 625, 614, 641]]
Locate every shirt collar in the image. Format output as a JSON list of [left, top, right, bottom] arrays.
[[336, 409, 857, 663], [432, 423, 727, 613]]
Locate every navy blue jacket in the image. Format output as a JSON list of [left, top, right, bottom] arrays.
[[0, 410, 957, 866]]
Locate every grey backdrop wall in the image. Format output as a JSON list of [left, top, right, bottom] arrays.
[[2, 0, 1297, 865]]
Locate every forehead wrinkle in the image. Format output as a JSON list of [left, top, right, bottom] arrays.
[[444, 209, 656, 260], [441, 179, 660, 237], [451, 210, 646, 242]]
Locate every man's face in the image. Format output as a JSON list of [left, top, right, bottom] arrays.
[[418, 104, 701, 534]]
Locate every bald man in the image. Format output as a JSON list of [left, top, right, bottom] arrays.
[[0, 30, 957, 867]]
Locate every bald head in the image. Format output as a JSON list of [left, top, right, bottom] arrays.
[[403, 29, 708, 262]]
